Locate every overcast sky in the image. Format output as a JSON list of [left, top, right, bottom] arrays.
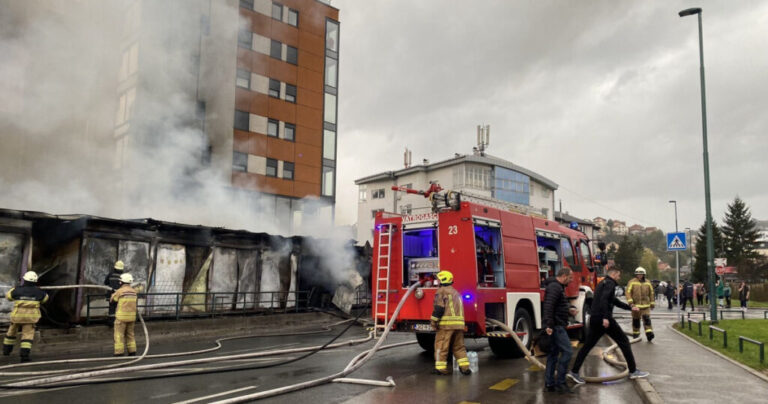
[[331, 0, 768, 234]]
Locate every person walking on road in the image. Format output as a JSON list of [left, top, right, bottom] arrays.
[[724, 283, 732, 308], [430, 270, 470, 375], [542, 268, 577, 394], [104, 260, 125, 327], [738, 282, 750, 312], [716, 279, 724, 308], [111, 273, 138, 356], [681, 280, 695, 311], [626, 267, 655, 342], [3, 271, 48, 363], [665, 283, 675, 310], [567, 267, 649, 384]]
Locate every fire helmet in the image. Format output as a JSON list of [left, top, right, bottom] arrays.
[[22, 271, 38, 283], [635, 267, 647, 275], [436, 270, 454, 285], [120, 273, 134, 284], [114, 260, 125, 271]]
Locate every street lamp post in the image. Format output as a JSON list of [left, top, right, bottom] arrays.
[[679, 7, 717, 323], [670, 200, 680, 320]]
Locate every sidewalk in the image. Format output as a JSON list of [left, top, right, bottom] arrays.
[[628, 316, 768, 403]]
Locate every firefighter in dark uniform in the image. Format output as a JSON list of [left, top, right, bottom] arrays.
[[104, 260, 124, 326], [430, 270, 471, 375], [3, 271, 49, 363]]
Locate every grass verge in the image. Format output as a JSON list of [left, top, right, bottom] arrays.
[[674, 319, 768, 373]]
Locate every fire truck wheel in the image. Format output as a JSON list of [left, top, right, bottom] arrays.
[[416, 332, 435, 352], [488, 308, 532, 358], [580, 300, 592, 342]]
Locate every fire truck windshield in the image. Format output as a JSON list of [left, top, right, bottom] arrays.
[[403, 227, 439, 286], [474, 223, 504, 287]]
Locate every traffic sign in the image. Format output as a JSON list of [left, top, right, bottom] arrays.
[[715, 266, 725, 276], [666, 232, 687, 251]]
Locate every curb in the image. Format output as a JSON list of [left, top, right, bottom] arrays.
[[633, 378, 664, 404], [668, 324, 768, 384]]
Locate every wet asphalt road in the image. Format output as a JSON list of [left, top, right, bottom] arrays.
[[0, 322, 644, 404]]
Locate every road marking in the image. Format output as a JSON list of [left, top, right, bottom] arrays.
[[489, 378, 519, 391], [527, 365, 543, 371], [172, 385, 259, 404], [458, 401, 480, 404]]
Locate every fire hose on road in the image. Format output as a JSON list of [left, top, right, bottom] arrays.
[[486, 317, 642, 383]]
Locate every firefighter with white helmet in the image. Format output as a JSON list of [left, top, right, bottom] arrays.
[[430, 270, 471, 375], [104, 260, 125, 327], [626, 267, 655, 341], [110, 272, 138, 356], [3, 271, 49, 362]]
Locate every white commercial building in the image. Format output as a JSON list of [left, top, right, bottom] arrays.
[[354, 152, 558, 245]]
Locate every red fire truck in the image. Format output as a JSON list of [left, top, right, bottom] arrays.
[[372, 184, 606, 357]]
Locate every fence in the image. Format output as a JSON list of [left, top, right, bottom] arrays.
[[738, 336, 764, 363], [709, 325, 727, 347], [86, 290, 310, 325]]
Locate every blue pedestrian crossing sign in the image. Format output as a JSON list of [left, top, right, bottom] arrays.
[[667, 232, 687, 251]]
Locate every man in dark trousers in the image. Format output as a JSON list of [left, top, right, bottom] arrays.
[[542, 268, 577, 394], [567, 267, 649, 384], [104, 260, 125, 326], [665, 282, 675, 310], [681, 280, 695, 311]]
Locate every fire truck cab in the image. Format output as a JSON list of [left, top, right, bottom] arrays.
[[372, 193, 603, 358]]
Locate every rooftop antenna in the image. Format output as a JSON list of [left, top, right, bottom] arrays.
[[404, 148, 412, 168], [476, 124, 490, 156]]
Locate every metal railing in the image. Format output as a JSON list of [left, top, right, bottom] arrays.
[[688, 318, 703, 336], [709, 325, 727, 347], [738, 336, 765, 363], [86, 290, 309, 325], [719, 309, 745, 320], [687, 311, 707, 321]]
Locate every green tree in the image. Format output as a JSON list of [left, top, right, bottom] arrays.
[[692, 220, 725, 283], [614, 235, 644, 284], [721, 197, 761, 266], [638, 248, 660, 281]]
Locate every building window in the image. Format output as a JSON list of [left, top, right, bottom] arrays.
[[240, 0, 253, 10], [286, 45, 298, 65], [359, 187, 367, 202], [400, 204, 412, 215], [234, 110, 249, 131], [283, 162, 294, 180], [371, 209, 383, 219], [238, 30, 252, 49], [323, 129, 336, 160], [285, 84, 296, 103], [267, 119, 279, 137], [322, 166, 334, 196], [236, 69, 250, 89], [233, 152, 247, 172], [284, 123, 295, 141], [326, 20, 339, 53], [372, 188, 385, 199], [324, 93, 337, 124], [271, 2, 282, 20], [266, 158, 278, 177], [325, 57, 337, 88], [270, 40, 281, 59], [287, 9, 298, 27], [268, 79, 280, 98]]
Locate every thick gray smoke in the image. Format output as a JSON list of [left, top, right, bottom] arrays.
[[0, 0, 328, 237]]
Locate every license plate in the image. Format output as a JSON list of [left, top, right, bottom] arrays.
[[414, 323, 433, 331]]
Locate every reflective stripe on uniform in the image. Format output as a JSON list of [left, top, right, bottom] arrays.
[[457, 357, 469, 366], [20, 340, 32, 349], [435, 361, 447, 370], [430, 316, 439, 322]]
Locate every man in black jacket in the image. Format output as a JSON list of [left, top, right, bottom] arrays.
[[567, 267, 649, 384], [542, 268, 576, 394], [104, 260, 124, 327]]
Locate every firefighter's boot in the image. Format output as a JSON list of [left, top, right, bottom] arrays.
[[2, 344, 12, 356], [19, 349, 30, 363]]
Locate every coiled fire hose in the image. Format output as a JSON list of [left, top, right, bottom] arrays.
[[207, 281, 423, 403], [486, 317, 642, 383]]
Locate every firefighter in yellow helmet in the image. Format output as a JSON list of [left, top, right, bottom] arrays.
[[3, 271, 49, 363], [430, 270, 471, 375], [104, 260, 125, 327], [111, 273, 138, 356], [626, 267, 655, 341]]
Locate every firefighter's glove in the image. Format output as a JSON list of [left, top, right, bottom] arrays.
[[430, 321, 438, 330]]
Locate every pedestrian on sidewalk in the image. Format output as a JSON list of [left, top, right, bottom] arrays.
[[665, 283, 675, 310], [724, 283, 732, 308], [681, 280, 695, 311], [430, 270, 470, 375], [3, 271, 48, 363], [716, 279, 724, 308], [738, 282, 750, 311], [696, 283, 705, 306], [626, 267, 655, 341], [104, 260, 125, 327], [567, 267, 649, 385], [111, 273, 138, 356], [542, 268, 577, 394]]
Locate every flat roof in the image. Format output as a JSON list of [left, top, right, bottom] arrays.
[[354, 153, 558, 190]]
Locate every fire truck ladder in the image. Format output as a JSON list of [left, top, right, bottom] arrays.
[[373, 223, 394, 338]]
